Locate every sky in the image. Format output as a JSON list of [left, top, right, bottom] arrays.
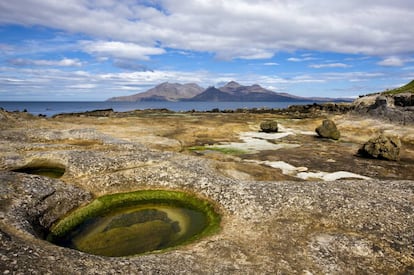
[[1, 0, 414, 101]]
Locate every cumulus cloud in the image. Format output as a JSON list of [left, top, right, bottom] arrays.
[[1, 1, 414, 59], [81, 41, 165, 60], [8, 58, 82, 67], [309, 63, 352, 69], [377, 56, 405, 67]]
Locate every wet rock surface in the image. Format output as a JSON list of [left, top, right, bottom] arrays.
[[1, 109, 414, 273]]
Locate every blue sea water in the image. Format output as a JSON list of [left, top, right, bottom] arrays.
[[0, 101, 314, 117]]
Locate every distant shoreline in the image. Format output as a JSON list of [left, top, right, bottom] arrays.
[[0, 100, 351, 117]]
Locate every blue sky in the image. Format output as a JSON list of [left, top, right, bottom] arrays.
[[1, 1, 414, 101]]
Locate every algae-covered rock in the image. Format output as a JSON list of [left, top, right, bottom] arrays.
[[358, 135, 401, 161], [260, 120, 278, 133], [315, 119, 340, 140], [103, 209, 178, 232], [75, 220, 177, 257]]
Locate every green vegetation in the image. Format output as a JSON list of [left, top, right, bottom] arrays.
[[49, 190, 221, 255], [382, 80, 414, 95], [188, 145, 247, 155]]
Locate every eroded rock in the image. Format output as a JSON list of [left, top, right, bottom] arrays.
[[315, 119, 340, 140], [260, 120, 278, 133], [358, 134, 401, 161]]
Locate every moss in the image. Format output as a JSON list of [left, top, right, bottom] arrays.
[[188, 145, 247, 155], [49, 190, 221, 252]]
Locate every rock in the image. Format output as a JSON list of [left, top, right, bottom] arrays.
[[394, 93, 414, 107], [352, 94, 414, 125], [358, 135, 401, 161], [260, 120, 278, 133], [315, 119, 340, 140], [373, 96, 388, 108]]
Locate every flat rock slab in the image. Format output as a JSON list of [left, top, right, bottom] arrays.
[[1, 112, 414, 273], [1, 163, 414, 274]]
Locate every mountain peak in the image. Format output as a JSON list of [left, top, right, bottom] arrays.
[[223, 81, 242, 88]]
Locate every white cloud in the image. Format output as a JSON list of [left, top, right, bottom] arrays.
[[377, 56, 405, 67], [287, 56, 319, 62], [1, 1, 414, 59], [8, 58, 82, 67], [309, 63, 351, 69], [263, 62, 279, 66], [81, 41, 165, 60]]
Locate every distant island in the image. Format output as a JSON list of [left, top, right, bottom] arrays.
[[107, 81, 352, 102]]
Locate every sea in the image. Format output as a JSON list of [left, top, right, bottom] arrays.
[[0, 101, 315, 117]]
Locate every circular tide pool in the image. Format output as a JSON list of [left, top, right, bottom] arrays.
[[47, 190, 221, 257]]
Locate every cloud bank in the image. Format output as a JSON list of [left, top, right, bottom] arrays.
[[1, 1, 414, 60]]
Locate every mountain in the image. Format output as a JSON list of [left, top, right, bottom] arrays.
[[107, 81, 353, 102], [107, 82, 204, 102], [186, 81, 312, 102]]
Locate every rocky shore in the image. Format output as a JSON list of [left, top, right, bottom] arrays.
[[1, 106, 413, 274]]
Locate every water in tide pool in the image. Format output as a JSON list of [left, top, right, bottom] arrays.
[[0, 101, 314, 117]]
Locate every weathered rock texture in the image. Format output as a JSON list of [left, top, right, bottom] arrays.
[[315, 119, 340, 140], [358, 134, 402, 161], [352, 94, 414, 125], [259, 120, 278, 133], [1, 110, 414, 274]]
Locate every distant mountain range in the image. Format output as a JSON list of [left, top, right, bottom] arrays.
[[107, 81, 352, 102], [107, 82, 204, 102]]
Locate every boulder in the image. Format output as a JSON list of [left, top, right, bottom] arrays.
[[358, 134, 401, 161], [260, 120, 278, 133], [315, 119, 340, 140], [394, 93, 414, 107]]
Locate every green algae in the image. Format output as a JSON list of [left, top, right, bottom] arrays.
[[48, 190, 221, 257]]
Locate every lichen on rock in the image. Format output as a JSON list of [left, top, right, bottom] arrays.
[[315, 119, 340, 140], [260, 120, 278, 133], [358, 134, 401, 161]]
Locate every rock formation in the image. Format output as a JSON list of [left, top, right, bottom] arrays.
[[260, 120, 278, 133], [315, 119, 340, 140], [352, 80, 414, 124], [358, 134, 401, 161]]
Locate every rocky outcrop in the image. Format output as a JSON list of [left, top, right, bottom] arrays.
[[315, 119, 340, 140], [358, 135, 401, 161], [352, 93, 414, 125], [260, 120, 278, 133], [394, 93, 414, 107]]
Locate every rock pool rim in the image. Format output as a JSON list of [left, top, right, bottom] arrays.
[[11, 159, 66, 178], [48, 189, 222, 256]]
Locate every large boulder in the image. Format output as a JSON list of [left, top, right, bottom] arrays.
[[358, 134, 401, 161], [315, 119, 340, 140], [260, 120, 278, 133]]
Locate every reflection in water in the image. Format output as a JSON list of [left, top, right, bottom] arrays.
[[55, 204, 207, 257]]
